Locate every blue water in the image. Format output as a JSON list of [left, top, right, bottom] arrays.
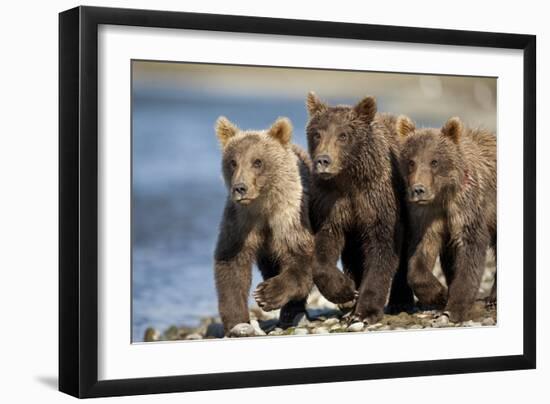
[[131, 89, 336, 341]]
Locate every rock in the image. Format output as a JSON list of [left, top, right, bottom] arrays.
[[393, 327, 405, 331], [312, 327, 329, 334], [296, 315, 312, 328], [306, 320, 322, 329], [482, 317, 496, 326], [268, 327, 284, 336], [205, 323, 225, 338], [347, 322, 365, 332], [366, 323, 382, 330], [259, 318, 280, 331], [461, 320, 482, 327], [294, 328, 309, 335], [144, 327, 160, 342], [185, 333, 203, 340], [323, 318, 340, 327], [250, 320, 267, 336], [409, 324, 423, 329], [229, 323, 256, 337], [163, 325, 180, 340], [431, 315, 450, 328], [379, 325, 391, 331], [329, 324, 343, 331]]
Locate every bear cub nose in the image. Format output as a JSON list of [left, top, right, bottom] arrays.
[[233, 183, 248, 196], [411, 184, 426, 196], [315, 155, 332, 168]]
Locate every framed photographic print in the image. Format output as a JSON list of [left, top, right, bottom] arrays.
[[59, 6, 536, 398]]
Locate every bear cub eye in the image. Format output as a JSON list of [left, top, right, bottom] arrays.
[[312, 132, 321, 141], [229, 160, 237, 169], [430, 159, 439, 168], [408, 160, 415, 169], [253, 159, 262, 169], [338, 132, 347, 141]]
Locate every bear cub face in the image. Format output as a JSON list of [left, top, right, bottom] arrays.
[[397, 115, 464, 205], [216, 116, 293, 206], [306, 92, 377, 180]]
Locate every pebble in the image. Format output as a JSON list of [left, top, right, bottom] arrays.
[[323, 318, 340, 327], [205, 323, 225, 338], [330, 324, 343, 331], [268, 327, 284, 336], [366, 323, 383, 330], [347, 322, 365, 332], [229, 323, 256, 337], [296, 316, 311, 328], [461, 320, 482, 327], [185, 333, 203, 340], [250, 320, 267, 336], [409, 324, 423, 329], [431, 315, 450, 328], [312, 327, 329, 334], [482, 317, 496, 326], [144, 327, 160, 342], [293, 328, 309, 335]]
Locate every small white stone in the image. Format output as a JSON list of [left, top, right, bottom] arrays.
[[185, 333, 203, 340], [229, 323, 256, 337], [462, 320, 481, 327], [268, 328, 284, 336], [323, 318, 340, 327], [250, 320, 266, 336], [409, 324, 423, 329], [432, 315, 449, 328], [296, 316, 311, 328], [330, 324, 343, 331], [366, 322, 383, 330], [347, 322, 365, 332], [482, 317, 496, 326], [293, 328, 309, 335], [312, 327, 329, 334]]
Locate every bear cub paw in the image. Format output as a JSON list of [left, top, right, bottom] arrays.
[[253, 275, 297, 312]]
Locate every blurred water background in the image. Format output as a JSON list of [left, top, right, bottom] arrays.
[[132, 61, 496, 342]]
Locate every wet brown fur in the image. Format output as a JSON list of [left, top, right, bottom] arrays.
[[397, 115, 497, 322], [305, 93, 414, 324], [214, 117, 314, 332]]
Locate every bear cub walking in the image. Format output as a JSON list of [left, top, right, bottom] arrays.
[[396, 115, 497, 322], [305, 93, 413, 325], [214, 116, 314, 334]]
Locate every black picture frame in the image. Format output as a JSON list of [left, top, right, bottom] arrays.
[[59, 5, 536, 398]]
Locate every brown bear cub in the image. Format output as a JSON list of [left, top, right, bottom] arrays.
[[396, 115, 497, 322], [305, 93, 414, 324], [214, 116, 314, 334]]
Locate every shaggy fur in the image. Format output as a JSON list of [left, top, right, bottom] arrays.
[[397, 115, 497, 322], [305, 92, 414, 324], [214, 117, 314, 333]]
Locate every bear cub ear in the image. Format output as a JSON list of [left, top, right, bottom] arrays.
[[396, 115, 416, 139], [306, 91, 328, 116], [215, 116, 239, 147], [441, 117, 463, 144], [267, 117, 293, 146], [354, 96, 377, 123]]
